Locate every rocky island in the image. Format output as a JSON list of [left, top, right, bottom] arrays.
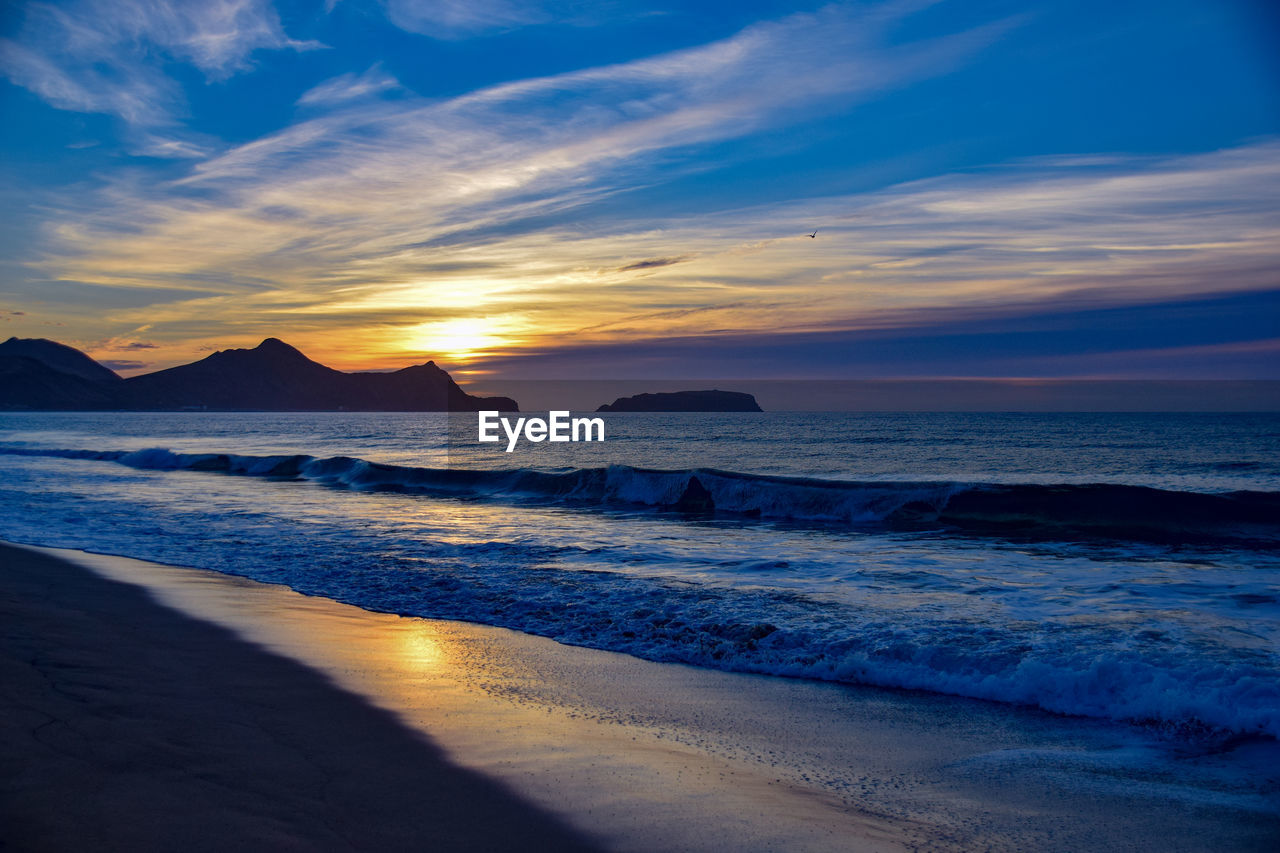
[[596, 389, 762, 412]]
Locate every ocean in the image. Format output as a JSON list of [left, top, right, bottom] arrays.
[[2, 410, 1278, 740]]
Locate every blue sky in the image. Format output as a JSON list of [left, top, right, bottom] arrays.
[[1, 0, 1277, 378]]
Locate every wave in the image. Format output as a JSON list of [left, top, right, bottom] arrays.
[[5, 445, 1279, 545], [5, 443, 1280, 738]]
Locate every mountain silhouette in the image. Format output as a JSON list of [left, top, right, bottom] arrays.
[[0, 337, 517, 412], [0, 337, 122, 384], [596, 390, 762, 412], [0, 354, 121, 410]]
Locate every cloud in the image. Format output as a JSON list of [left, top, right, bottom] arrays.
[[380, 0, 553, 38], [121, 341, 159, 349], [0, 33, 178, 127], [0, 0, 320, 152], [379, 0, 639, 38], [40, 129, 1280, 368], [474, 289, 1280, 379], [33, 3, 1003, 295], [298, 65, 401, 106], [617, 256, 693, 272], [19, 3, 1280, 374], [98, 359, 150, 370]]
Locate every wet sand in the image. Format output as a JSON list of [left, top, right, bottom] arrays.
[[3, 541, 1278, 851], [0, 542, 600, 852]]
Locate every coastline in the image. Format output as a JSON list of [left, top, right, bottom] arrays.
[[2, 541, 1278, 851]]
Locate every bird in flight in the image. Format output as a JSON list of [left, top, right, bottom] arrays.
[[807, 230, 817, 238]]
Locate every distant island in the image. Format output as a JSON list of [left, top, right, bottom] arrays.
[[596, 390, 762, 412], [0, 337, 518, 412]]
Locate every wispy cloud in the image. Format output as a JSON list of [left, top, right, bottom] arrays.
[[380, 0, 562, 38], [298, 64, 401, 106], [475, 290, 1280, 380], [377, 0, 645, 39], [43, 129, 1280, 369], [0, 0, 320, 153], [0, 31, 178, 127], [19, 2, 1279, 375], [29, 2, 1004, 344], [617, 256, 693, 272]]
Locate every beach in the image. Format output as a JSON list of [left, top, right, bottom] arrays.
[[4, 540, 1277, 852], [0, 542, 601, 852]]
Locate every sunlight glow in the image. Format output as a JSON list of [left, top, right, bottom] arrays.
[[408, 317, 509, 362], [397, 625, 446, 670]]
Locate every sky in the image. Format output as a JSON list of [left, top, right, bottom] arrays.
[[1, 0, 1278, 380]]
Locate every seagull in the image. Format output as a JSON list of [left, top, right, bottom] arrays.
[[807, 230, 817, 238]]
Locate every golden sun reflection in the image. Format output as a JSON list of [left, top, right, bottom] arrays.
[[398, 625, 446, 670]]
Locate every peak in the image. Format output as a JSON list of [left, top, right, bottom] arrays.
[[244, 338, 310, 361], [0, 336, 121, 383], [392, 361, 446, 377], [203, 337, 313, 366]]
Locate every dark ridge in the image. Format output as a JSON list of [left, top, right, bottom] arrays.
[[0, 337, 121, 384], [122, 338, 347, 410], [124, 340, 519, 412], [0, 356, 122, 410], [0, 337, 518, 412]]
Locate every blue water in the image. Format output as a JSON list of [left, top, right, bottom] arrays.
[[1, 411, 1277, 738]]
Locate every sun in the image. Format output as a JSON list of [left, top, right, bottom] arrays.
[[407, 318, 506, 363]]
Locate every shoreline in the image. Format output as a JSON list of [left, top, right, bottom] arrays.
[[3, 541, 1278, 851]]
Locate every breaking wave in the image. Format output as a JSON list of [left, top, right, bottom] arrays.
[[3, 442, 1279, 738], [4, 445, 1279, 545]]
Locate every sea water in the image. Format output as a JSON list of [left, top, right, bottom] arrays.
[[1, 411, 1277, 739]]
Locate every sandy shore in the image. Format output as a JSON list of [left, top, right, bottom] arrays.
[[0, 542, 601, 852], [3, 541, 1278, 852]]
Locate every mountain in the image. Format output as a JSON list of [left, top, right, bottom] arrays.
[[0, 355, 122, 410], [0, 337, 121, 384], [0, 337, 517, 412], [344, 362, 517, 411], [122, 338, 518, 411], [122, 338, 347, 410], [596, 390, 762, 412]]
